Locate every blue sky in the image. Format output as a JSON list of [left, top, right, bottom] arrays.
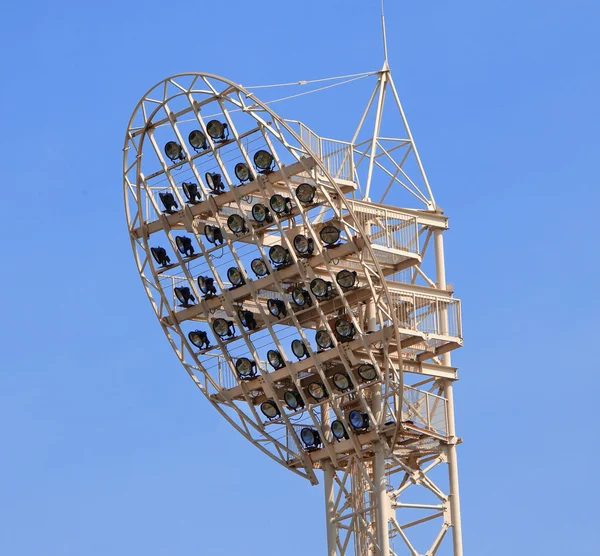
[[0, 0, 598, 554]]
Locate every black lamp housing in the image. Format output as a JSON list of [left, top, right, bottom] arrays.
[[227, 267, 246, 289], [300, 427, 322, 450], [357, 363, 378, 382], [267, 350, 286, 370], [234, 162, 253, 184], [212, 318, 235, 339], [331, 420, 349, 441], [310, 278, 333, 299], [348, 410, 369, 432], [269, 194, 292, 216], [237, 309, 258, 331], [291, 339, 308, 360], [335, 318, 356, 342], [175, 235, 195, 257], [197, 276, 217, 297], [319, 225, 341, 247], [205, 172, 226, 194], [159, 192, 179, 214], [291, 288, 312, 308], [293, 234, 314, 258], [269, 245, 292, 269], [284, 390, 304, 410], [188, 129, 208, 151], [235, 357, 257, 380], [182, 181, 202, 204], [164, 141, 185, 162], [267, 298, 287, 318], [174, 286, 196, 307], [188, 330, 211, 350], [250, 258, 270, 278], [151, 246, 171, 267], [251, 203, 273, 224], [254, 149, 275, 173], [227, 214, 248, 235], [204, 225, 224, 245], [296, 183, 316, 205], [260, 400, 281, 420]]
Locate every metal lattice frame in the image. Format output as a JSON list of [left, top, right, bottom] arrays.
[[123, 70, 464, 555]]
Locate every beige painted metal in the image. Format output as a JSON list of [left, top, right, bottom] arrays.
[[123, 29, 464, 554]]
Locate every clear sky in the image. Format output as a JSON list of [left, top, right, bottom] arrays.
[[0, 0, 598, 554]]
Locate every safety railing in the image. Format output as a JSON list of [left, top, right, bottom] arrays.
[[386, 286, 462, 340], [402, 386, 448, 437], [287, 120, 354, 182], [346, 199, 419, 255]]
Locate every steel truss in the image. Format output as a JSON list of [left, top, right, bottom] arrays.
[[123, 66, 464, 555]]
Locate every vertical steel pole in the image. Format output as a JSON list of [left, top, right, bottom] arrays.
[[433, 229, 464, 556], [323, 461, 337, 556]]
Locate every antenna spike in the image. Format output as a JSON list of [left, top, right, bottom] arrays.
[[381, 0, 388, 64]]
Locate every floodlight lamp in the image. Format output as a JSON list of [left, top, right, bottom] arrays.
[[348, 410, 369, 432], [227, 267, 246, 289], [227, 214, 247, 235], [320, 225, 341, 247], [291, 339, 308, 360], [182, 182, 201, 204], [159, 192, 179, 214], [251, 203, 273, 224], [175, 235, 195, 257], [357, 363, 377, 382], [300, 427, 321, 450], [212, 318, 234, 339], [333, 372, 352, 392], [331, 420, 349, 441], [237, 309, 257, 331], [250, 258, 270, 278], [151, 246, 171, 267], [174, 286, 195, 307], [310, 278, 332, 299], [335, 318, 356, 341], [315, 330, 333, 350], [336, 270, 357, 290], [205, 172, 226, 194], [284, 390, 304, 410], [164, 141, 185, 162], [254, 149, 274, 172], [269, 245, 292, 268], [204, 225, 224, 245], [235, 357, 257, 380], [293, 234, 314, 257], [206, 119, 229, 142], [267, 350, 285, 370], [188, 129, 208, 151], [234, 162, 253, 183], [188, 330, 210, 350], [267, 298, 287, 318], [307, 381, 327, 401], [269, 194, 292, 215], [296, 183, 316, 204], [291, 288, 312, 308], [260, 400, 281, 420], [197, 276, 217, 297]]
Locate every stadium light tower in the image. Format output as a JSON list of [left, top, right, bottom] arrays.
[[122, 7, 464, 555]]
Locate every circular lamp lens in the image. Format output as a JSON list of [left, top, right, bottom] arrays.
[[315, 330, 333, 350], [336, 270, 357, 289], [300, 427, 319, 447], [349, 410, 368, 431], [203, 225, 221, 244], [254, 150, 274, 171], [212, 318, 232, 338], [308, 382, 327, 401], [269, 245, 289, 265], [206, 120, 226, 140], [267, 350, 284, 370], [320, 225, 341, 246], [284, 391, 302, 410], [260, 401, 280, 419], [252, 203, 270, 223], [296, 183, 316, 204], [188, 130, 207, 150], [331, 420, 348, 440], [310, 278, 331, 298], [164, 141, 182, 161], [269, 194, 288, 214], [235, 162, 252, 182], [335, 319, 355, 339], [227, 267, 244, 286], [235, 357, 255, 378], [227, 214, 246, 234], [358, 363, 377, 382], [333, 372, 351, 391], [293, 235, 313, 255], [250, 258, 269, 277], [188, 330, 208, 349], [292, 288, 311, 307], [291, 340, 307, 359], [267, 299, 286, 318]]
